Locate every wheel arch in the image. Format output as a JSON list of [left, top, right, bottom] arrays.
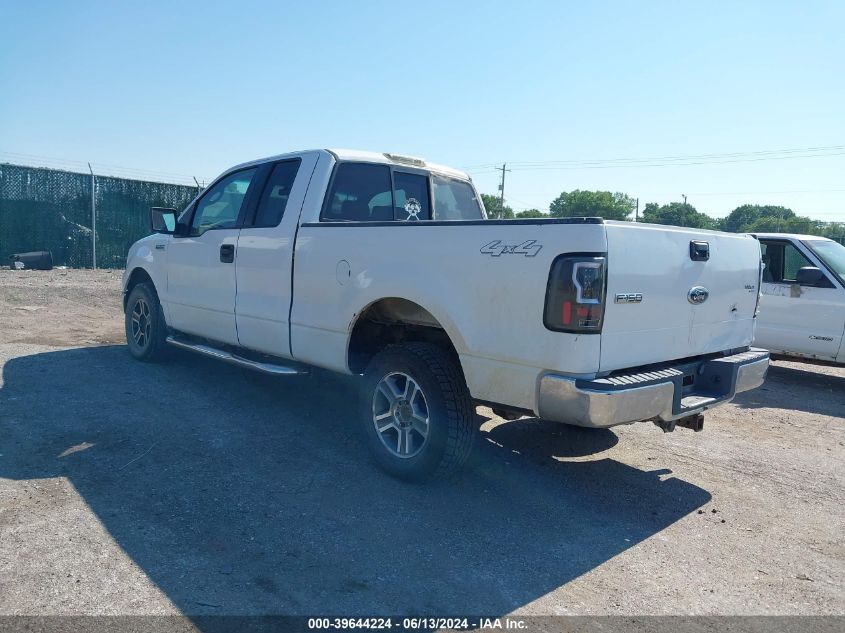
[[346, 297, 468, 375], [123, 267, 157, 312]]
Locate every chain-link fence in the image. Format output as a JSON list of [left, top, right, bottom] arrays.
[[0, 163, 199, 269]]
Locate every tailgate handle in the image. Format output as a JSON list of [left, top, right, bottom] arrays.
[[690, 240, 710, 261]]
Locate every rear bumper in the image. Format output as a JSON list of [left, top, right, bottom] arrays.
[[537, 348, 769, 428]]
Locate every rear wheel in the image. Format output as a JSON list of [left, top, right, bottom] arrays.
[[125, 282, 168, 362], [361, 343, 475, 482]]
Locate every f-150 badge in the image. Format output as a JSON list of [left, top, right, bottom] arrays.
[[480, 240, 542, 257]]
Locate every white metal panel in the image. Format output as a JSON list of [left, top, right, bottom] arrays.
[[123, 235, 170, 317], [755, 283, 843, 360], [601, 222, 760, 372], [234, 152, 320, 357], [164, 229, 240, 344], [290, 222, 607, 407]]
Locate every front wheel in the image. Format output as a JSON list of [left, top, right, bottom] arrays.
[[125, 282, 169, 362], [361, 343, 476, 482]]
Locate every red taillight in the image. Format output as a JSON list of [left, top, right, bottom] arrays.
[[562, 301, 572, 325], [544, 255, 607, 333]]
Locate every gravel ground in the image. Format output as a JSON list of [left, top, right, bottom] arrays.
[[0, 269, 842, 618]]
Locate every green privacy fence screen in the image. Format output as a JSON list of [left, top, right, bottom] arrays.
[[0, 163, 199, 269]]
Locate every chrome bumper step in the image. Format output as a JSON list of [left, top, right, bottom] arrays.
[[166, 336, 307, 376]]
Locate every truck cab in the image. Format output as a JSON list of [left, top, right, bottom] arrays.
[[752, 233, 845, 363]]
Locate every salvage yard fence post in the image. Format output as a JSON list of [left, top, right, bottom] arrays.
[[89, 162, 96, 269]]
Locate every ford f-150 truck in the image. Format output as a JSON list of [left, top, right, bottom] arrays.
[[123, 149, 769, 480]]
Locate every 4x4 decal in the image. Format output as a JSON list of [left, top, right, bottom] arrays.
[[480, 239, 542, 257]]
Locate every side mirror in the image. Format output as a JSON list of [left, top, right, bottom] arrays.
[[151, 207, 177, 234], [795, 266, 829, 287]]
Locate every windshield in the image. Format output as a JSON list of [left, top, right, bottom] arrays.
[[805, 240, 845, 279]]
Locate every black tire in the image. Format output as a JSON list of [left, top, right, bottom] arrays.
[[361, 343, 476, 482], [125, 282, 169, 362]]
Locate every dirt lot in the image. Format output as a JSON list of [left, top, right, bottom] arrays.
[[0, 269, 842, 617]]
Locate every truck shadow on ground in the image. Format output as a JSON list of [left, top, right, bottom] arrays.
[[0, 345, 710, 619], [731, 363, 845, 417]]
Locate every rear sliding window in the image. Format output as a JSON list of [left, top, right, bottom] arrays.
[[322, 162, 482, 222], [432, 175, 482, 220]]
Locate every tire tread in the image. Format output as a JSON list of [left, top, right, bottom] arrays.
[[382, 342, 475, 480]]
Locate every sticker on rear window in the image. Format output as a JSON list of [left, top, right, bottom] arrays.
[[404, 198, 421, 221]]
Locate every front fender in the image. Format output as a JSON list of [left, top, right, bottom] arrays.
[[123, 235, 169, 313]]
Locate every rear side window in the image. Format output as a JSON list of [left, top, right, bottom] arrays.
[[432, 176, 482, 220], [252, 160, 301, 227], [323, 163, 393, 221]]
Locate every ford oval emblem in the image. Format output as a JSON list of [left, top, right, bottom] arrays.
[[688, 286, 709, 305]]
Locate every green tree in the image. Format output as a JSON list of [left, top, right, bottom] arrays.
[[720, 204, 795, 232], [745, 215, 823, 235], [641, 202, 718, 229], [515, 209, 545, 218], [549, 190, 634, 221], [821, 223, 845, 241], [480, 193, 514, 219]]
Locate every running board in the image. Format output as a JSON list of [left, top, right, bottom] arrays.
[[166, 336, 307, 375]]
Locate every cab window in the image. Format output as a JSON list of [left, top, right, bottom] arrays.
[[191, 168, 258, 235], [323, 163, 393, 221]]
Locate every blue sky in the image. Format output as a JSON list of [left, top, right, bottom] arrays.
[[1, 0, 843, 220]]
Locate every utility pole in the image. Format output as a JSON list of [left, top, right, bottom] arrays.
[[681, 194, 687, 226], [89, 163, 96, 269], [496, 163, 510, 218], [635, 197, 639, 222]]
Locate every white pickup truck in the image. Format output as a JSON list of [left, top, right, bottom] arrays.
[[123, 149, 769, 480], [753, 233, 845, 363]]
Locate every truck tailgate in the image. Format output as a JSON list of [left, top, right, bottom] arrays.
[[600, 222, 761, 373]]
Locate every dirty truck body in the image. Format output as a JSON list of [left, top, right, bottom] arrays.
[[123, 149, 769, 480]]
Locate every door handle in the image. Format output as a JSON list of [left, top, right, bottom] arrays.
[[220, 244, 235, 263]]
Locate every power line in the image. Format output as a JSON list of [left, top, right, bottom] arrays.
[[681, 188, 845, 196], [508, 152, 845, 172], [507, 145, 845, 167], [463, 144, 845, 173]]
